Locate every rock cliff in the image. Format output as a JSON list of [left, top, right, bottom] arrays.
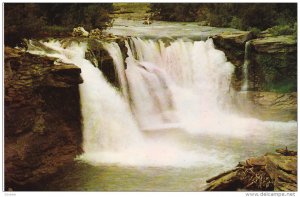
[[4, 47, 83, 190], [213, 33, 297, 93]]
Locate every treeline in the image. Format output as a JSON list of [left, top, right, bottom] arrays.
[[4, 3, 113, 46], [150, 3, 297, 32]]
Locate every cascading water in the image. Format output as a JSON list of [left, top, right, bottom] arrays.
[[241, 41, 251, 91], [27, 38, 297, 170], [102, 42, 129, 100]]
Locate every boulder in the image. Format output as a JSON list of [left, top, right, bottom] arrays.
[[72, 27, 89, 37]]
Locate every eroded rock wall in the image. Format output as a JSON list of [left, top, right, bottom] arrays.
[[4, 47, 83, 190], [213, 33, 297, 93]]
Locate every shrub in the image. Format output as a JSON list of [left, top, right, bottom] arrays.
[[229, 16, 242, 29], [267, 25, 296, 36]]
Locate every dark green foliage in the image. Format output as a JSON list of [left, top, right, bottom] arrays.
[[262, 79, 296, 93], [4, 3, 113, 46], [150, 3, 297, 32], [4, 4, 46, 46], [267, 24, 297, 37], [255, 53, 297, 93], [150, 3, 199, 22]]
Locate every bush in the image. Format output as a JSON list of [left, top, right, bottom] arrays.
[[229, 16, 242, 29], [267, 25, 296, 36], [247, 27, 261, 37]]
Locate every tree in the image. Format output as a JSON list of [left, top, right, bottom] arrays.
[[4, 3, 46, 45]]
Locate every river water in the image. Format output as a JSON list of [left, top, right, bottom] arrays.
[[27, 19, 297, 191]]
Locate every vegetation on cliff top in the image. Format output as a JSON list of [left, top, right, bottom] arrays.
[[150, 3, 297, 35], [4, 3, 113, 46]]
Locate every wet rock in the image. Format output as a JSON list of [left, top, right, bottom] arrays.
[[4, 46, 83, 190]]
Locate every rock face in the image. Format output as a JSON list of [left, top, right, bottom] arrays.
[[75, 36, 127, 89], [249, 36, 297, 92], [212, 31, 253, 66], [235, 91, 297, 121], [56, 36, 127, 89], [205, 149, 297, 191], [212, 33, 297, 93], [4, 47, 83, 190], [212, 31, 254, 89]]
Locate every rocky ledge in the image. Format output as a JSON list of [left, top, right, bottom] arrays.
[[205, 148, 297, 191], [5, 47, 83, 190], [212, 31, 253, 67], [212, 32, 296, 92]]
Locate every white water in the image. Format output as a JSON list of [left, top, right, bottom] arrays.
[[102, 42, 129, 100], [27, 39, 297, 170], [241, 41, 251, 91]]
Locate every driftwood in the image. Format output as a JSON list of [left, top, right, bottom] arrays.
[[276, 147, 297, 156], [206, 168, 240, 183], [205, 148, 297, 191]]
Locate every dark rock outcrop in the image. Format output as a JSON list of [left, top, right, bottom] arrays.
[[212, 31, 253, 67], [212, 31, 254, 89], [59, 36, 128, 89], [205, 149, 297, 191], [249, 36, 297, 92], [212, 33, 296, 93], [4, 47, 83, 190]]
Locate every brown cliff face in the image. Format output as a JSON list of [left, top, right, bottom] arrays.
[[4, 47, 83, 190]]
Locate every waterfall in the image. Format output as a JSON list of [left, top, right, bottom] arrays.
[[27, 38, 297, 168], [27, 40, 144, 160], [102, 42, 129, 100], [241, 41, 251, 91], [120, 38, 236, 134]]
